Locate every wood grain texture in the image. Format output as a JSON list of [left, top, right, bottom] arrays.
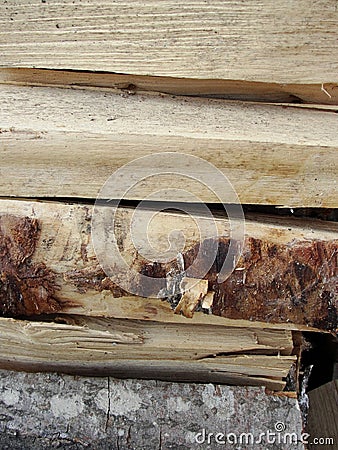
[[307, 380, 338, 449], [0, 316, 295, 390], [1, 85, 338, 207], [0, 0, 337, 86], [0, 199, 336, 331], [1, 68, 338, 105], [0, 315, 294, 359]]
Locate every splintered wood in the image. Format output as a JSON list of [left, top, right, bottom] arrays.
[[174, 278, 209, 318], [0, 316, 295, 390]]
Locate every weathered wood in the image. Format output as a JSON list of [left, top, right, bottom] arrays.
[[0, 370, 305, 449], [1, 85, 338, 207], [0, 315, 295, 357], [0, 1, 337, 92], [0, 199, 336, 331], [1, 68, 338, 106], [307, 380, 338, 449], [0, 316, 295, 390]]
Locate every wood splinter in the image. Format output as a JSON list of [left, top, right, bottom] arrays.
[[174, 278, 209, 318]]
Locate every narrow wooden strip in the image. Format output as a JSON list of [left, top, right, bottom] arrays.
[[0, 357, 287, 391], [307, 381, 338, 449], [1, 85, 338, 207], [1, 68, 338, 105], [1, 0, 337, 87]]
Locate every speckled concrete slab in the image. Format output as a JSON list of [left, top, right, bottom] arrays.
[[0, 370, 304, 449]]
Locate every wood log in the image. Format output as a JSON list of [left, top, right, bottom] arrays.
[[0, 315, 296, 390], [0, 0, 335, 416], [0, 199, 336, 331], [0, 1, 337, 103], [1, 85, 338, 207]]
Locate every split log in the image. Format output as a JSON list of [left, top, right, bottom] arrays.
[[1, 85, 338, 207], [0, 199, 336, 331], [0, 0, 337, 105], [0, 316, 296, 390]]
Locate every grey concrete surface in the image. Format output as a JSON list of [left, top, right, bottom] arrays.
[[0, 370, 304, 449]]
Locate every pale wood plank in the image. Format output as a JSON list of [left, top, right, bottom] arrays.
[[0, 0, 337, 87], [0, 315, 294, 359], [1, 85, 337, 207]]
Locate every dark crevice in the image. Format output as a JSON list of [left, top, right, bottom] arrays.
[[0, 196, 337, 222], [196, 349, 284, 361], [299, 331, 337, 392], [105, 377, 111, 432]]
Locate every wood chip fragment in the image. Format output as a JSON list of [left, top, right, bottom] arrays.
[[174, 278, 208, 318], [201, 292, 214, 310]]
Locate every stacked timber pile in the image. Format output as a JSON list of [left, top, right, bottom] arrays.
[[0, 0, 337, 402]]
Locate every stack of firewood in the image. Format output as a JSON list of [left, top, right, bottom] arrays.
[[0, 0, 337, 396]]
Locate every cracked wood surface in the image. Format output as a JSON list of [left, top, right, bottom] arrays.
[[0, 199, 336, 331], [0, 316, 295, 390], [1, 85, 338, 207], [0, 0, 337, 90]]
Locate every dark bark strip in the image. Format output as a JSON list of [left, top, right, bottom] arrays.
[[184, 237, 337, 331], [0, 215, 62, 315]]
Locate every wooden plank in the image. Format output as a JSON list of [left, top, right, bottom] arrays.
[[1, 68, 338, 106], [1, 85, 338, 207], [0, 0, 337, 89], [0, 316, 295, 390], [0, 315, 294, 359], [0, 199, 336, 331], [307, 380, 338, 449]]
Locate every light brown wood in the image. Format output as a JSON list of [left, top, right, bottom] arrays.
[[1, 1, 337, 88], [1, 68, 338, 106], [0, 315, 294, 358], [0, 198, 336, 331], [1, 85, 338, 207], [174, 278, 209, 318], [0, 316, 296, 390]]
